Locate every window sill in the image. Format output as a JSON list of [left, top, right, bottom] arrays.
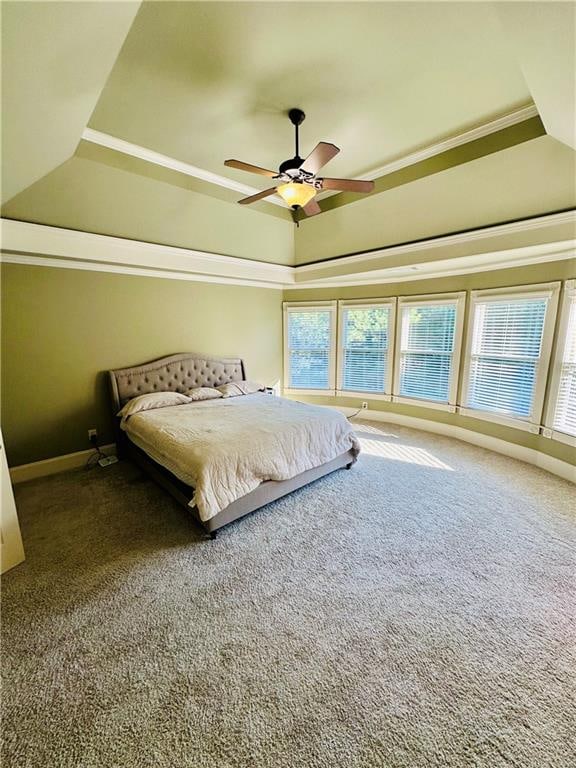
[[283, 388, 336, 397], [541, 427, 576, 447], [458, 407, 540, 434], [336, 390, 391, 402], [392, 396, 456, 413]]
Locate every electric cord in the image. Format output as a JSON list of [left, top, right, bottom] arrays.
[[85, 436, 108, 469], [347, 407, 364, 420]]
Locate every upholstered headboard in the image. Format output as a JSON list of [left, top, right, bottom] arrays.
[[108, 353, 246, 412]]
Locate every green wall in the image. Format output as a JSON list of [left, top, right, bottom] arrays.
[[2, 259, 574, 470], [1, 265, 283, 466], [284, 260, 576, 466]]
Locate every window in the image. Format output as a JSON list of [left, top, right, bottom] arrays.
[[283, 302, 336, 393], [545, 280, 576, 443], [393, 294, 465, 410], [461, 283, 560, 431], [337, 300, 395, 398]]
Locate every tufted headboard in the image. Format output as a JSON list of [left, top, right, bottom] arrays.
[[108, 353, 246, 413]]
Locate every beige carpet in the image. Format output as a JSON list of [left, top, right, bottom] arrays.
[[2, 421, 575, 767]]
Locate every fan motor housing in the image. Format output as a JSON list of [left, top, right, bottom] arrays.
[[278, 156, 303, 175]]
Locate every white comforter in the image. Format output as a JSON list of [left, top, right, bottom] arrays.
[[121, 394, 360, 521]]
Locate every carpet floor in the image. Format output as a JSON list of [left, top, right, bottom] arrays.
[[2, 420, 575, 767]]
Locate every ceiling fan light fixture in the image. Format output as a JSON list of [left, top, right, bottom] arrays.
[[227, 109, 371, 218], [276, 182, 316, 209]]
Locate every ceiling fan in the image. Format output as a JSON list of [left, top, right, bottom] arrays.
[[224, 108, 374, 222]]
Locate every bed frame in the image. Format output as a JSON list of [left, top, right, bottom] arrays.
[[108, 353, 355, 537]]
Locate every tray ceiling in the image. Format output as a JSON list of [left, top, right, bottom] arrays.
[[2, 1, 574, 267], [89, 1, 532, 183]]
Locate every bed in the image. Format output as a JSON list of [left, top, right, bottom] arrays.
[[108, 353, 359, 536]]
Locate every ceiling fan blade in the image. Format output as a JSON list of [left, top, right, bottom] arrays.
[[300, 142, 340, 175], [225, 159, 277, 178], [320, 178, 375, 193], [302, 198, 322, 217], [238, 187, 278, 205]]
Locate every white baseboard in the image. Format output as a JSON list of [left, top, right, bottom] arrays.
[[335, 406, 575, 484], [10, 443, 116, 484], [8, 413, 575, 486]]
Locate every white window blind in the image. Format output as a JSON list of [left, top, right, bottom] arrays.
[[285, 306, 334, 390], [339, 304, 393, 394], [465, 296, 548, 420], [551, 291, 576, 436], [397, 301, 458, 403]]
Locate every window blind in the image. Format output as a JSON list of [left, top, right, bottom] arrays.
[[552, 294, 576, 436], [341, 305, 391, 393], [465, 297, 547, 419], [287, 308, 333, 389], [398, 303, 457, 402]]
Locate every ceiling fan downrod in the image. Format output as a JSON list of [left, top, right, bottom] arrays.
[[279, 108, 306, 176], [288, 107, 305, 162], [282, 108, 312, 223]]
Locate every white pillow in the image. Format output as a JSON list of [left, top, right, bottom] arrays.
[[185, 386, 223, 401], [216, 380, 264, 398], [117, 391, 191, 420]]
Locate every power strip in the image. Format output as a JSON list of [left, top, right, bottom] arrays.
[[98, 455, 119, 468]]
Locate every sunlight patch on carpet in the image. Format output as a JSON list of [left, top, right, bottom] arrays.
[[358, 436, 454, 470]]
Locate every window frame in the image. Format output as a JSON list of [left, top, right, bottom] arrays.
[[283, 300, 337, 395], [460, 282, 560, 434], [543, 280, 576, 446], [392, 292, 466, 412], [336, 298, 397, 401]]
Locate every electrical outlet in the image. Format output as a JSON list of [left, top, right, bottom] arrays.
[[88, 428, 98, 442], [361, 402, 368, 410]]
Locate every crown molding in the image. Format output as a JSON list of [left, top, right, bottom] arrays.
[[0, 253, 289, 290], [0, 219, 291, 289], [1, 214, 573, 291], [291, 245, 575, 289], [296, 210, 576, 273], [84, 106, 539, 212], [356, 104, 540, 183], [81, 128, 286, 207]]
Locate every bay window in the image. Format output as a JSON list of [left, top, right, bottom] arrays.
[[283, 302, 336, 394], [393, 293, 465, 410], [337, 299, 396, 399], [461, 283, 560, 432], [545, 280, 576, 444]]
